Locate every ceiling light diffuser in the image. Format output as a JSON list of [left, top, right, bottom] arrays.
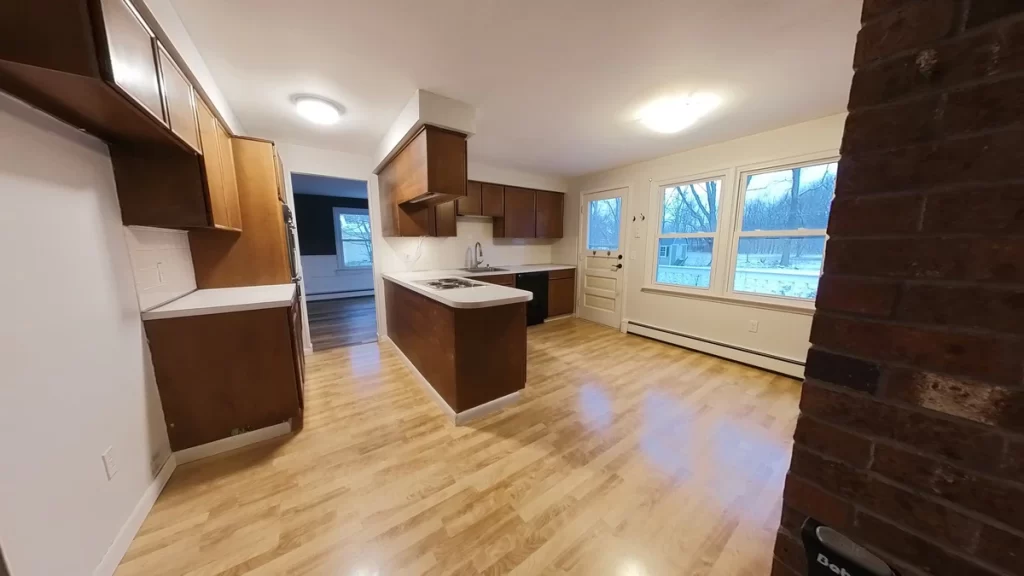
[[293, 96, 343, 125], [636, 93, 721, 134]]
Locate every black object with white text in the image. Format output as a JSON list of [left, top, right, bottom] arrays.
[[801, 518, 898, 576]]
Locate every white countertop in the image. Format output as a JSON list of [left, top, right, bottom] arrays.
[[382, 264, 575, 309], [142, 284, 297, 321]]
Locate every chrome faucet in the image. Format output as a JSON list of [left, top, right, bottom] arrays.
[[473, 242, 484, 268]]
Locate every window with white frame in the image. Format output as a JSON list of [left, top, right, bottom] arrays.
[[730, 160, 837, 301], [648, 157, 838, 304], [333, 207, 373, 269], [654, 178, 723, 289]]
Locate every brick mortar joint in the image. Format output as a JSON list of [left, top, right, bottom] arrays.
[[801, 379, 1024, 445], [786, 468, 1023, 576], [863, 471, 1024, 543], [853, 507, 1020, 576], [841, 123, 1024, 158], [848, 69, 1024, 114], [833, 176, 1024, 200], [818, 273, 1024, 292], [811, 311, 1024, 343], [853, 10, 1024, 72]]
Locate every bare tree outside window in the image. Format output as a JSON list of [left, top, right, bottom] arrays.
[[587, 198, 621, 250], [656, 179, 721, 288], [733, 161, 837, 299], [338, 212, 373, 267]]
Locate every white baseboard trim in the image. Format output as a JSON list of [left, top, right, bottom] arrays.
[[173, 422, 292, 465], [627, 322, 805, 379], [305, 290, 374, 302], [93, 455, 177, 576], [386, 339, 520, 425], [388, 340, 457, 421], [454, 391, 521, 425]]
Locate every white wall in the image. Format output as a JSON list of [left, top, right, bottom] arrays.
[[123, 227, 196, 311], [571, 114, 847, 370], [301, 255, 374, 298], [0, 94, 171, 575], [276, 142, 572, 350]]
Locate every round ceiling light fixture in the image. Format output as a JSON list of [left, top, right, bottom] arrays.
[[293, 95, 344, 125], [635, 93, 721, 134]]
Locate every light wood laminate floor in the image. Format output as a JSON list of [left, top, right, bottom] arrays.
[[116, 319, 800, 576], [307, 296, 378, 351]]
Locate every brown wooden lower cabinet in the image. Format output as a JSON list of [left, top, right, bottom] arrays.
[[468, 273, 515, 287], [145, 301, 304, 451], [384, 279, 526, 413], [548, 269, 576, 317]]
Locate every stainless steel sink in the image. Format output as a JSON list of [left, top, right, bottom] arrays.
[[460, 267, 508, 272]]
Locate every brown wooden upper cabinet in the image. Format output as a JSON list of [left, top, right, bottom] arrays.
[[0, 0, 190, 147], [457, 181, 482, 216], [494, 187, 536, 238], [101, 0, 165, 123], [536, 190, 564, 238], [196, 99, 242, 231], [458, 181, 505, 218], [482, 183, 505, 217], [378, 125, 468, 237], [156, 42, 199, 153], [0, 0, 253, 231], [377, 125, 467, 206]]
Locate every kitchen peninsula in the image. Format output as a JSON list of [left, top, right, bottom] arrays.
[[385, 265, 573, 424]]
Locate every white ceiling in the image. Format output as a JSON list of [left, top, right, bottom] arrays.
[[170, 0, 861, 177]]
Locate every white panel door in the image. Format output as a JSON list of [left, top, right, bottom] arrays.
[[578, 188, 627, 328]]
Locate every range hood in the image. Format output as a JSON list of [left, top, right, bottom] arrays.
[[374, 91, 475, 208]]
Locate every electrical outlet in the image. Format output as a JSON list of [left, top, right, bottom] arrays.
[[748, 320, 759, 333], [102, 446, 118, 480], [630, 251, 636, 261]]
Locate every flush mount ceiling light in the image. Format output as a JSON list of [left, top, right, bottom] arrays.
[[636, 93, 721, 134], [293, 95, 344, 125]]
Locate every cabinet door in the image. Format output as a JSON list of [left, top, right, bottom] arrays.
[[99, 0, 164, 123], [536, 190, 564, 238], [502, 187, 536, 238], [156, 43, 200, 152], [481, 183, 505, 217], [217, 123, 242, 230], [548, 276, 575, 317], [195, 98, 227, 227], [457, 180, 482, 216], [433, 201, 457, 237]]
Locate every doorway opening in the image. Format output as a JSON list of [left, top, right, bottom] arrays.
[[291, 173, 377, 351]]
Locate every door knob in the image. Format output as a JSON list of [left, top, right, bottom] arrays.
[[613, 263, 623, 270]]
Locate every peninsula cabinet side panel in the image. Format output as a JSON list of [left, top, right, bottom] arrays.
[[384, 280, 458, 408]]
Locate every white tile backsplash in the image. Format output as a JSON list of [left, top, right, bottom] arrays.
[[123, 226, 196, 312]]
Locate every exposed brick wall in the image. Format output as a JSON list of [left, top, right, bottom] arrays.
[[773, 1, 1024, 575]]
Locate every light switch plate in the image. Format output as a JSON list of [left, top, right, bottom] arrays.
[[102, 446, 118, 480]]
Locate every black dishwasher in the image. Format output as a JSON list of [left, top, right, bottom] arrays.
[[516, 272, 548, 326]]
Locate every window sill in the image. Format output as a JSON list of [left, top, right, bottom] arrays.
[[640, 285, 816, 315]]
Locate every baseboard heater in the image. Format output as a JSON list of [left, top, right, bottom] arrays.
[[626, 320, 805, 377]]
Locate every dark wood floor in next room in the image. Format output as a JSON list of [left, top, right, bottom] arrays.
[[306, 296, 378, 351]]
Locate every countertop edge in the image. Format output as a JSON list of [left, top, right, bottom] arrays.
[[382, 275, 533, 309], [141, 285, 296, 321]]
